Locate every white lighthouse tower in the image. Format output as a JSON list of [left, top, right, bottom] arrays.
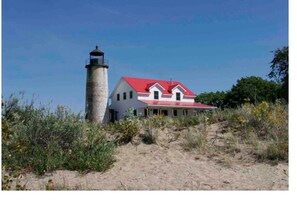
[[85, 46, 109, 123]]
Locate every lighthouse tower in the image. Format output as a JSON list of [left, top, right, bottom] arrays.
[[85, 46, 109, 123]]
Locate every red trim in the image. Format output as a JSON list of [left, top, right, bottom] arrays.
[[139, 100, 217, 109], [123, 77, 196, 97]]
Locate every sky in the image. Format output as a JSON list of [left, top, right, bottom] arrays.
[[2, 0, 288, 113]]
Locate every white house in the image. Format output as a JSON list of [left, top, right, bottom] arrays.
[[109, 76, 216, 121]]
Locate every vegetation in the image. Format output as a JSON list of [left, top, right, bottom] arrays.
[[2, 94, 115, 176], [268, 46, 288, 102], [141, 128, 157, 145], [227, 101, 288, 160], [194, 77, 280, 108], [224, 76, 280, 108], [2, 94, 288, 190], [195, 91, 226, 109], [182, 126, 207, 152], [116, 119, 140, 144]]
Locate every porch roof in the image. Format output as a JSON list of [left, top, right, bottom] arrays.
[[139, 100, 217, 109]]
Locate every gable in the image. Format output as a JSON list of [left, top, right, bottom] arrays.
[[169, 84, 187, 93], [145, 82, 165, 91], [110, 77, 135, 99]]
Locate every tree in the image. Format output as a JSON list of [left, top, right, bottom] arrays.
[[225, 76, 280, 108], [268, 46, 288, 102], [195, 91, 226, 109]]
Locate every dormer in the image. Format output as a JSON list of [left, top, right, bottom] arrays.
[[145, 82, 165, 92], [168, 84, 187, 93]]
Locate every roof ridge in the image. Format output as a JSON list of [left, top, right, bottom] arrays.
[[123, 76, 180, 83]]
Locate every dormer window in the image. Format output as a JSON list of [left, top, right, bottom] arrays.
[[176, 92, 181, 101], [154, 91, 159, 100]]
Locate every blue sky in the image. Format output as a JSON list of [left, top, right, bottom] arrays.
[[2, 0, 288, 113]]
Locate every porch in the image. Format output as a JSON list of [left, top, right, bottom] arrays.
[[136, 100, 216, 117]]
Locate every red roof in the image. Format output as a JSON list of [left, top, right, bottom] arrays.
[[123, 77, 196, 97], [139, 100, 217, 109]]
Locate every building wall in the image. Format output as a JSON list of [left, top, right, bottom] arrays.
[[110, 79, 146, 119]]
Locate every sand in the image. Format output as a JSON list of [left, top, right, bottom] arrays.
[[16, 123, 288, 190]]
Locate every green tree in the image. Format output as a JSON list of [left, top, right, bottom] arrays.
[[225, 76, 280, 108], [268, 46, 288, 102], [195, 91, 226, 108]]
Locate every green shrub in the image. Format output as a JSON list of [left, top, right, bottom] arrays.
[[259, 142, 288, 161], [2, 94, 116, 175], [84, 122, 106, 143], [116, 119, 140, 143], [65, 141, 115, 172]]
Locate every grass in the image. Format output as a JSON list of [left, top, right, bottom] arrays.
[[182, 126, 207, 152], [228, 101, 288, 161]]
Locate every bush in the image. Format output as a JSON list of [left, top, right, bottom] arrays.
[[116, 119, 140, 144], [265, 142, 288, 160], [2, 94, 116, 175], [65, 141, 115, 172]]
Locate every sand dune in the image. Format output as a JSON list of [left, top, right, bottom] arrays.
[[16, 123, 288, 190]]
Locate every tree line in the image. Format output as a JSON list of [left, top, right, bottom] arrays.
[[195, 46, 288, 108]]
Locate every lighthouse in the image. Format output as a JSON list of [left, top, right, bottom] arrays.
[[85, 46, 109, 123]]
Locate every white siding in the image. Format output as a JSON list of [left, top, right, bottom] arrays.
[[110, 79, 146, 119]]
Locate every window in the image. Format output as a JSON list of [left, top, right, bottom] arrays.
[[161, 110, 168, 116], [133, 109, 137, 116], [117, 93, 120, 101], [173, 109, 177, 116], [130, 91, 133, 99], [153, 109, 158, 115], [123, 92, 126, 100], [154, 91, 159, 100], [176, 92, 181, 101]]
